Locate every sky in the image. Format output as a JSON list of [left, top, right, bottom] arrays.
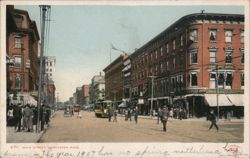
[[15, 4, 244, 102]]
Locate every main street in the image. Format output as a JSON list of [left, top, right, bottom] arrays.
[[39, 111, 243, 142]]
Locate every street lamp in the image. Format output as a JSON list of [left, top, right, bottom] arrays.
[[215, 65, 219, 121], [148, 76, 156, 117]]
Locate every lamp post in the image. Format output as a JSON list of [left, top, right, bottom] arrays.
[[148, 76, 156, 117], [216, 65, 219, 121]]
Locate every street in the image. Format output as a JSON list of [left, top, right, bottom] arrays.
[[39, 111, 243, 142]]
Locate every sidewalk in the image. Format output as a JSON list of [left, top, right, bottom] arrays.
[[6, 111, 56, 143], [118, 114, 244, 122]]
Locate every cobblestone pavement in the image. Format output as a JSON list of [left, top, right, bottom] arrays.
[[39, 111, 243, 143]]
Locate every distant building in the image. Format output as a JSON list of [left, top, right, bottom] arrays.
[[44, 56, 56, 82], [130, 13, 244, 117], [103, 54, 129, 105], [82, 84, 90, 106], [89, 73, 105, 103]]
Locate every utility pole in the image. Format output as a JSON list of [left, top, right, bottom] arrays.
[[37, 5, 50, 132], [149, 76, 156, 118], [216, 65, 219, 121]]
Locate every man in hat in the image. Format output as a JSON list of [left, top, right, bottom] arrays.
[[160, 106, 169, 132], [208, 110, 219, 132], [13, 103, 22, 132]]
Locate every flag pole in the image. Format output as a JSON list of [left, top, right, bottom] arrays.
[[110, 44, 112, 63]]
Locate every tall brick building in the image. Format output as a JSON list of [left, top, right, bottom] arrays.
[[6, 6, 40, 104], [130, 13, 244, 117], [103, 54, 129, 105]]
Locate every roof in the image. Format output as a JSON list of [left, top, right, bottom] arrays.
[[130, 13, 244, 59]]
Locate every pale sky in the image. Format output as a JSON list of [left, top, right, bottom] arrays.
[[15, 4, 244, 102]]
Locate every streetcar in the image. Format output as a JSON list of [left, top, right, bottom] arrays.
[[94, 100, 112, 118]]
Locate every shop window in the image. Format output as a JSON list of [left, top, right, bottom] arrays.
[[209, 29, 217, 42]]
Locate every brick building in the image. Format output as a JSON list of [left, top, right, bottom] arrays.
[[103, 54, 129, 106], [81, 84, 90, 107], [130, 13, 244, 117], [89, 73, 105, 104], [6, 6, 40, 105]]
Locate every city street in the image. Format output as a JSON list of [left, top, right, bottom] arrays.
[[39, 111, 243, 143]]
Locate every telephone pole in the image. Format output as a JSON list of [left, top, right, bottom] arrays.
[[37, 5, 51, 132]]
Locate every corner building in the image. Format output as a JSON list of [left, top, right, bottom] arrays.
[[131, 13, 244, 117]]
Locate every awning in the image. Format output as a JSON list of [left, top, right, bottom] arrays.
[[204, 94, 243, 107], [118, 102, 127, 108], [9, 93, 37, 107]]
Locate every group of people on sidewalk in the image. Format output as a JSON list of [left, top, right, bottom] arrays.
[[107, 106, 139, 124], [7, 103, 51, 132]]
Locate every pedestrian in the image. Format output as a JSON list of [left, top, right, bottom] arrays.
[[13, 104, 22, 132], [32, 107, 38, 131], [134, 107, 139, 124], [128, 108, 132, 121], [160, 106, 169, 132], [108, 106, 112, 122], [40, 105, 46, 131], [45, 107, 51, 124], [113, 109, 117, 122], [7, 104, 14, 126], [208, 110, 219, 132], [23, 104, 33, 132]]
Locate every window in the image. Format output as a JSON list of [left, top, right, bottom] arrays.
[[14, 74, 21, 89], [14, 36, 21, 48], [50, 62, 52, 66], [189, 29, 198, 42], [160, 47, 163, 56], [218, 73, 224, 86], [209, 29, 217, 42], [209, 47, 217, 64], [225, 30, 233, 42], [241, 73, 244, 86], [241, 48, 244, 64], [210, 72, 216, 80], [155, 50, 158, 59], [180, 35, 183, 46], [166, 43, 169, 53], [173, 40, 176, 50], [190, 72, 198, 86], [225, 52, 232, 64], [240, 30, 244, 43], [160, 63, 163, 73], [190, 48, 198, 64], [14, 56, 21, 68], [14, 14, 23, 28], [225, 73, 233, 86], [173, 58, 175, 69], [50, 68, 52, 72], [166, 61, 169, 70], [150, 52, 153, 60]]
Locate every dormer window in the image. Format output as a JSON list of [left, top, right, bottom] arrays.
[[14, 14, 23, 28]]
